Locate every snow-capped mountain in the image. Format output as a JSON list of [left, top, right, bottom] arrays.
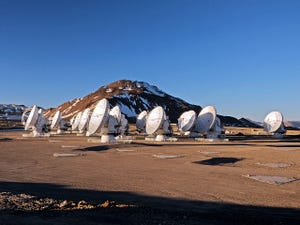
[[45, 80, 202, 123], [43, 79, 262, 127], [45, 80, 276, 127], [0, 104, 27, 121], [0, 104, 26, 114], [0, 81, 298, 129]]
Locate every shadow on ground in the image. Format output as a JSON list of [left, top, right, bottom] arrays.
[[75, 145, 111, 152], [267, 144, 300, 148], [0, 181, 299, 225], [193, 157, 244, 166], [0, 138, 13, 142], [75, 143, 163, 152]]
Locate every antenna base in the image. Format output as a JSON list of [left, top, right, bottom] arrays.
[[272, 133, 285, 139], [155, 134, 167, 142], [101, 134, 116, 143], [23, 132, 50, 138]]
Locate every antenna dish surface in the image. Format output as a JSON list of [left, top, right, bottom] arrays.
[[51, 111, 61, 129], [87, 99, 110, 135], [25, 105, 39, 131], [178, 110, 196, 132], [146, 106, 164, 134], [72, 112, 82, 130], [78, 108, 90, 131], [263, 111, 283, 133], [70, 115, 76, 125], [195, 106, 216, 133], [136, 110, 147, 130], [21, 110, 31, 125], [109, 106, 121, 122]]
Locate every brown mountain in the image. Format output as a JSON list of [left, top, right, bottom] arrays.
[[44, 80, 202, 123]]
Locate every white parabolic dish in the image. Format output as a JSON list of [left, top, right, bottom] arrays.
[[136, 110, 147, 130], [146, 106, 164, 134], [194, 106, 216, 133], [178, 110, 196, 132], [78, 108, 91, 131], [25, 105, 39, 131], [109, 105, 121, 122], [87, 99, 110, 135], [51, 111, 61, 129], [263, 111, 283, 133], [72, 111, 82, 130]]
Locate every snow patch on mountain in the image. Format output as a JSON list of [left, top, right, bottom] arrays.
[[0, 104, 28, 121], [45, 80, 200, 123]]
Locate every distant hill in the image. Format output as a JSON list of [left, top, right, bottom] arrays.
[[44, 80, 201, 123], [238, 118, 263, 128], [44, 79, 260, 127], [284, 121, 300, 130], [0, 104, 27, 121]]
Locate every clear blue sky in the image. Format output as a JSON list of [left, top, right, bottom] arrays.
[[1, 0, 300, 121]]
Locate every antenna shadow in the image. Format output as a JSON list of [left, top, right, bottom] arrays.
[[0, 138, 13, 142], [193, 157, 244, 166], [74, 145, 110, 152]]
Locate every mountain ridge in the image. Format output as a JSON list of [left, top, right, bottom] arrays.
[[44, 80, 202, 123], [43, 79, 260, 127], [3, 80, 296, 129]]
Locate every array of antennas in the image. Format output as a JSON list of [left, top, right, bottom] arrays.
[[23, 98, 287, 140], [177, 106, 223, 139], [69, 99, 128, 142], [23, 105, 49, 137]]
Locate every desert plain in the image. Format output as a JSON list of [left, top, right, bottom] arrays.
[[1, 128, 300, 225]]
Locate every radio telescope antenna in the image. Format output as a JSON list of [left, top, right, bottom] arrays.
[[108, 105, 122, 134], [146, 106, 164, 135], [109, 106, 121, 124], [115, 113, 129, 141], [178, 110, 196, 132], [136, 110, 147, 133], [51, 111, 61, 129], [194, 106, 223, 140], [194, 106, 216, 133], [120, 114, 128, 136], [25, 105, 39, 131], [145, 106, 171, 141], [21, 109, 31, 125], [72, 111, 82, 131], [86, 99, 111, 143], [50, 111, 68, 134], [78, 108, 91, 134], [23, 105, 49, 137], [263, 111, 286, 137]]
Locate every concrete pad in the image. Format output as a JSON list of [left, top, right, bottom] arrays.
[[244, 175, 299, 185], [53, 153, 85, 157], [152, 154, 184, 159], [256, 162, 292, 168]]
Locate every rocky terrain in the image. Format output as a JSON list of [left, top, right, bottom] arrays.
[[0, 192, 134, 211]]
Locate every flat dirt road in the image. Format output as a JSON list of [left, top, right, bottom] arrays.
[[1, 131, 300, 225]]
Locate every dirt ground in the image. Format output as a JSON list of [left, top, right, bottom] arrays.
[[0, 130, 300, 225]]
